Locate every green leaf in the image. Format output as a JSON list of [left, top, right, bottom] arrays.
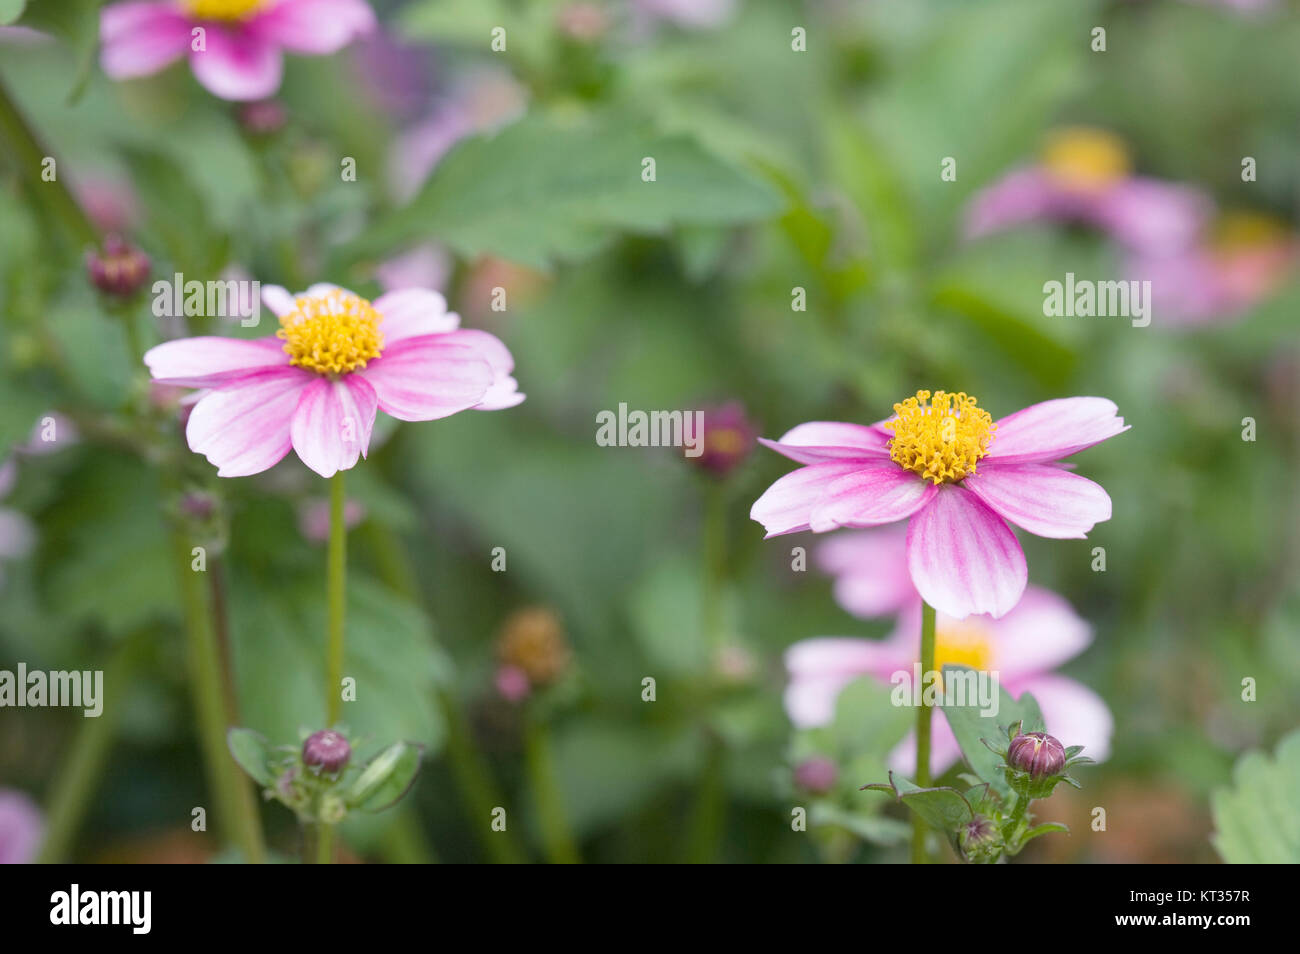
[[0, 1, 28, 25], [120, 145, 227, 277], [343, 112, 783, 270], [227, 729, 278, 788], [346, 741, 423, 813], [14, 0, 105, 103], [939, 667, 1044, 800], [866, 771, 974, 832], [1022, 821, 1069, 843], [1211, 728, 1300, 863], [809, 803, 911, 847]]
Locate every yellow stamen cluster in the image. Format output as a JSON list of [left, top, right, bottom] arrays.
[[497, 607, 571, 687], [186, 0, 265, 21], [931, 619, 995, 692], [884, 390, 995, 485], [277, 290, 385, 376], [1041, 127, 1131, 190]]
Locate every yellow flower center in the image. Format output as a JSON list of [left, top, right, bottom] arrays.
[[185, 0, 265, 21], [931, 618, 994, 692], [277, 290, 385, 376], [1209, 211, 1290, 253], [883, 390, 995, 485], [1041, 127, 1131, 190]]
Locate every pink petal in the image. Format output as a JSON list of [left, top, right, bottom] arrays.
[[100, 2, 192, 79], [906, 486, 1027, 619], [749, 461, 864, 538], [355, 335, 492, 422], [964, 462, 1112, 539], [189, 24, 283, 101], [759, 420, 891, 465], [262, 284, 297, 317], [290, 375, 378, 478], [816, 528, 916, 618], [1011, 674, 1113, 762], [144, 335, 288, 388], [887, 722, 965, 778], [247, 0, 375, 54], [372, 288, 460, 342], [443, 328, 525, 411], [784, 636, 908, 729], [809, 464, 938, 533], [186, 369, 313, 477], [987, 587, 1092, 681], [985, 397, 1128, 464]]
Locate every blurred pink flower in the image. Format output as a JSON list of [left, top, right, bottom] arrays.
[[144, 283, 523, 478], [375, 243, 452, 294], [965, 127, 1210, 257], [751, 391, 1126, 619], [691, 401, 758, 478], [1128, 212, 1299, 326], [633, 0, 736, 29], [297, 496, 365, 542], [494, 664, 531, 704], [787, 533, 1112, 775], [100, 0, 375, 101], [72, 172, 140, 234], [0, 789, 43, 865]]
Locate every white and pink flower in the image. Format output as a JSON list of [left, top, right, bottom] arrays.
[[751, 390, 1127, 619], [100, 0, 375, 101], [144, 283, 523, 479]]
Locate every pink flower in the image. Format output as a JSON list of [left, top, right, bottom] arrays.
[[143, 283, 523, 479], [786, 534, 1112, 776], [965, 127, 1210, 257], [297, 496, 365, 543], [0, 788, 43, 864], [100, 0, 376, 102], [750, 390, 1127, 619], [1128, 213, 1299, 327]]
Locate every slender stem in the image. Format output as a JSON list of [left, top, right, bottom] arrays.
[[439, 691, 527, 863], [523, 714, 580, 864], [35, 634, 141, 862], [172, 528, 265, 863], [911, 600, 937, 864], [0, 78, 99, 248], [685, 736, 725, 863], [687, 483, 727, 862], [316, 823, 334, 864], [326, 471, 347, 726]]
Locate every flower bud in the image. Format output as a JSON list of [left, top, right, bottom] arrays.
[[85, 234, 150, 298], [496, 607, 571, 689], [302, 730, 351, 775], [957, 815, 1001, 864], [793, 756, 837, 794], [690, 401, 758, 478], [1007, 731, 1066, 779]]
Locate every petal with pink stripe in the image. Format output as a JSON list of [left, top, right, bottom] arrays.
[[145, 336, 288, 388], [356, 335, 492, 422], [809, 464, 936, 532], [186, 369, 313, 477], [749, 461, 863, 538], [964, 462, 1112, 538], [290, 375, 378, 478], [985, 397, 1128, 464]]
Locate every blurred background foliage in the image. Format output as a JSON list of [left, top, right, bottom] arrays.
[[1, 0, 1298, 863]]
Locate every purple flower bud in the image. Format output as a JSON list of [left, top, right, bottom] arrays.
[[302, 730, 351, 774], [793, 756, 837, 794], [691, 401, 758, 478], [85, 234, 150, 298], [237, 99, 288, 136], [957, 815, 1001, 863], [1007, 731, 1066, 779]]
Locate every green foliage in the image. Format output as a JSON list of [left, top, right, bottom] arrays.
[[1212, 729, 1300, 864], [939, 668, 1044, 800]]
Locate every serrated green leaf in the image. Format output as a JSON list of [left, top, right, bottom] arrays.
[[868, 771, 973, 832], [343, 112, 783, 270], [1211, 729, 1300, 863]]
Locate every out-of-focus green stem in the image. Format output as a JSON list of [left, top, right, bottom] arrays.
[[0, 78, 99, 247], [326, 470, 347, 726], [172, 529, 265, 863], [379, 807, 438, 864], [911, 600, 937, 864], [35, 634, 142, 863], [316, 822, 334, 864], [523, 715, 579, 864]]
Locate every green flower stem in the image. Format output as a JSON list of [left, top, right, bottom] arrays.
[[326, 470, 347, 727], [378, 807, 438, 864], [35, 633, 143, 863], [523, 713, 580, 864], [0, 78, 99, 248], [171, 528, 265, 863], [315, 822, 335, 865], [911, 600, 937, 864]]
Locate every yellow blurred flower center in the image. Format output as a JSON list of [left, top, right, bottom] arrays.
[[277, 290, 385, 376], [1041, 127, 1131, 190], [884, 390, 995, 485], [706, 428, 746, 455], [931, 619, 994, 692], [1210, 211, 1290, 253], [186, 0, 265, 20]]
